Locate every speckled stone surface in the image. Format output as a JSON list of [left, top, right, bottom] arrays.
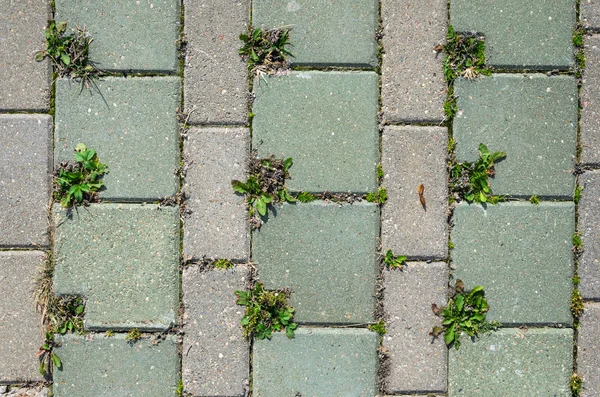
[[253, 328, 378, 396], [183, 127, 249, 261], [53, 204, 180, 330], [383, 262, 448, 394], [55, 77, 180, 201], [184, 0, 249, 125], [578, 172, 600, 299], [253, 202, 379, 324], [0, 0, 50, 111], [55, 0, 179, 72], [381, 0, 446, 122], [452, 202, 574, 325], [253, 0, 378, 67], [252, 72, 379, 193], [448, 328, 573, 396], [0, 386, 49, 397], [0, 251, 44, 383], [450, 0, 575, 69], [54, 334, 179, 397], [182, 266, 250, 396], [581, 35, 600, 166], [0, 115, 52, 248], [454, 74, 577, 198], [582, 0, 600, 29], [578, 302, 600, 397], [382, 126, 448, 259]]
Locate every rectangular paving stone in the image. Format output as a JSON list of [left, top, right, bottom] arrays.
[[381, 0, 447, 122], [253, 328, 378, 396], [578, 171, 600, 299], [448, 328, 573, 396], [452, 202, 574, 325], [55, 0, 179, 72], [454, 74, 577, 198], [184, 0, 249, 125], [450, 0, 575, 69], [253, 72, 379, 193], [382, 126, 448, 259], [383, 262, 448, 394], [182, 265, 250, 397], [582, 0, 600, 29], [55, 77, 180, 201], [581, 35, 600, 166], [183, 127, 249, 261], [253, 201, 379, 324], [0, 251, 44, 383], [53, 204, 180, 330], [0, 0, 50, 111], [578, 302, 600, 397], [253, 0, 378, 67], [0, 115, 51, 247], [54, 333, 179, 397]]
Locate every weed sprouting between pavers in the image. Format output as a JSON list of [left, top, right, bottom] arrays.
[[383, 250, 407, 270], [365, 187, 388, 205], [125, 328, 143, 343], [368, 319, 387, 336], [573, 25, 586, 78], [239, 26, 294, 76], [570, 373, 583, 396]]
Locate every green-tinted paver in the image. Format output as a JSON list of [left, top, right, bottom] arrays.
[[253, 202, 379, 324], [54, 334, 179, 397], [253, 0, 378, 67], [452, 202, 574, 325], [450, 0, 575, 69], [454, 74, 577, 198], [448, 328, 573, 396], [253, 328, 378, 396], [253, 72, 379, 193], [53, 204, 179, 330], [55, 0, 179, 72], [55, 77, 180, 201]]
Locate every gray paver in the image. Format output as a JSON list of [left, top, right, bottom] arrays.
[[184, 0, 249, 125], [448, 328, 573, 396], [0, 251, 44, 383], [381, 0, 447, 122], [581, 35, 600, 166], [0, 0, 50, 111], [182, 266, 249, 396], [253, 202, 379, 324], [253, 72, 379, 193], [452, 202, 574, 325], [582, 0, 600, 29], [1, 386, 48, 397], [382, 126, 448, 259], [0, 115, 51, 248], [383, 262, 448, 394], [450, 0, 575, 69], [253, 328, 378, 396], [253, 0, 378, 67], [53, 204, 180, 330], [579, 171, 600, 299], [454, 74, 577, 198], [55, 77, 180, 201], [54, 334, 179, 397], [578, 302, 600, 397], [183, 127, 249, 261], [55, 0, 179, 72]]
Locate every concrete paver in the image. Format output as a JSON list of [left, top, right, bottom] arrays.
[[578, 302, 600, 397], [582, 0, 600, 29], [578, 171, 600, 299], [581, 35, 600, 166]]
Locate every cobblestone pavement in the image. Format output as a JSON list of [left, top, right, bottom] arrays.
[[1, 0, 598, 396]]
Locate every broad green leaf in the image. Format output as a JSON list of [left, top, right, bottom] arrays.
[[255, 198, 267, 216], [51, 353, 62, 368], [60, 53, 70, 65], [231, 180, 249, 194], [444, 326, 455, 345], [283, 158, 293, 172]]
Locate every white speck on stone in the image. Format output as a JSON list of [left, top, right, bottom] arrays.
[[219, 353, 224, 358]]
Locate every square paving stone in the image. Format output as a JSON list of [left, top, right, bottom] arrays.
[[454, 74, 577, 198], [252, 202, 379, 324], [578, 302, 600, 397], [448, 328, 573, 396], [253, 328, 378, 396], [452, 202, 574, 325], [0, 115, 52, 248], [252, 72, 379, 193], [54, 334, 179, 397], [578, 171, 600, 299], [53, 204, 180, 330], [0, 0, 51, 111], [183, 127, 249, 261], [55, 77, 180, 201], [182, 266, 250, 396], [55, 0, 179, 72], [0, 251, 44, 383], [582, 0, 600, 29], [581, 35, 600, 166], [450, 0, 575, 69], [253, 0, 378, 67]]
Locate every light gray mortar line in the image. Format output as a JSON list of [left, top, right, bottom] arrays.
[[186, 122, 249, 128], [383, 120, 446, 127], [0, 110, 51, 115]]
